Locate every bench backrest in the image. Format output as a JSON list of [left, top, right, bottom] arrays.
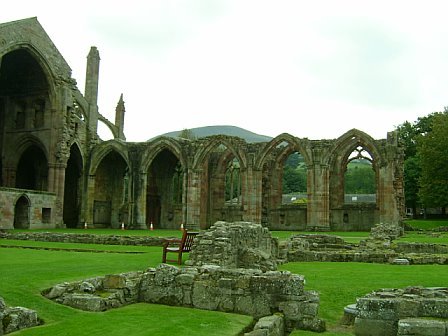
[[182, 230, 199, 252]]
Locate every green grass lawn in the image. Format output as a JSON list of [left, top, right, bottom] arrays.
[[2, 226, 448, 335], [0, 245, 252, 336]]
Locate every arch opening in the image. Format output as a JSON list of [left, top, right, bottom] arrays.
[[146, 148, 182, 229], [93, 151, 128, 228], [63, 144, 83, 228], [16, 145, 48, 191], [14, 195, 30, 229]]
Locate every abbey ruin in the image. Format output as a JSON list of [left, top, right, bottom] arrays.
[[0, 17, 405, 232]]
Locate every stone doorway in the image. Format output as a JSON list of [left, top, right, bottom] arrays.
[[14, 195, 30, 229], [63, 145, 83, 228]]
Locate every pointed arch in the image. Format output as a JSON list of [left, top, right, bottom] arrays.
[[89, 140, 130, 176], [13, 194, 31, 229], [192, 136, 248, 171], [141, 137, 187, 173], [143, 138, 186, 229], [255, 133, 312, 170], [327, 129, 383, 167], [64, 143, 84, 228]]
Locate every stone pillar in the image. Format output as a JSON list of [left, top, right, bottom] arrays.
[[307, 164, 330, 230], [242, 166, 263, 223], [185, 169, 202, 230], [85, 175, 96, 227], [85, 47, 100, 134], [132, 172, 147, 229], [48, 163, 66, 227]]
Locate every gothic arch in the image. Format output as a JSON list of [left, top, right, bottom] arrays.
[[327, 129, 383, 168], [192, 136, 248, 171], [89, 140, 130, 176], [255, 133, 312, 170], [64, 143, 84, 228], [13, 194, 31, 229], [0, 44, 58, 102], [141, 137, 187, 173]]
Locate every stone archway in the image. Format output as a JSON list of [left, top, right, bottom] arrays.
[[63, 144, 83, 228], [16, 145, 48, 191], [14, 195, 30, 229], [146, 148, 182, 229]]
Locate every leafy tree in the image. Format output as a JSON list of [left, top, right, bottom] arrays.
[[283, 166, 307, 193], [344, 161, 375, 194], [396, 110, 446, 214], [417, 113, 448, 209]]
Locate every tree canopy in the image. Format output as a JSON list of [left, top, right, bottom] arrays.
[[417, 113, 448, 208]]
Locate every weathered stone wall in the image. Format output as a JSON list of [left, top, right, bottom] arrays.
[[0, 296, 41, 335], [42, 264, 325, 333], [283, 231, 448, 265], [187, 221, 279, 271], [0, 231, 165, 246], [0, 188, 57, 229], [354, 286, 448, 336]]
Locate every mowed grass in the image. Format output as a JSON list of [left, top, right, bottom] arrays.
[[281, 262, 448, 336], [0, 245, 252, 336], [2, 225, 448, 335]]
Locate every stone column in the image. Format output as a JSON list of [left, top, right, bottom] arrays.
[[132, 172, 147, 229], [185, 168, 202, 230], [48, 163, 66, 227], [242, 166, 263, 223], [307, 164, 330, 230], [84, 175, 96, 227]]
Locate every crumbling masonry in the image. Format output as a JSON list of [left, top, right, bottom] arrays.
[[0, 17, 404, 231]]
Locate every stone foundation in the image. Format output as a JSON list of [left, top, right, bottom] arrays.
[[42, 264, 325, 333], [187, 221, 279, 271], [0, 231, 165, 246], [0, 297, 41, 335], [354, 286, 448, 336]]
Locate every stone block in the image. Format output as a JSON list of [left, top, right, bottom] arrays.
[[354, 317, 397, 336], [253, 314, 284, 336], [3, 307, 40, 334], [397, 318, 446, 336], [63, 293, 106, 312], [103, 274, 126, 289]]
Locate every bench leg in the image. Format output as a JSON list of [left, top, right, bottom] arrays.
[[177, 252, 183, 265]]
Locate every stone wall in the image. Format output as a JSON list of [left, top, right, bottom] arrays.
[[283, 232, 448, 265], [42, 264, 325, 333], [0, 188, 57, 229], [354, 286, 448, 336], [187, 221, 279, 271], [0, 296, 41, 335], [0, 231, 165, 246]]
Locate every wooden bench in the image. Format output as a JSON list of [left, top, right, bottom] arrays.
[[162, 230, 199, 265]]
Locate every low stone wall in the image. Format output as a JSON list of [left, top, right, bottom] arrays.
[[284, 231, 448, 265], [0, 187, 57, 229], [0, 296, 41, 335], [0, 231, 165, 246], [354, 286, 448, 336], [42, 264, 325, 333], [187, 221, 279, 271]]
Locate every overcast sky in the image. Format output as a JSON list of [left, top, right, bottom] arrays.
[[2, 1, 448, 141]]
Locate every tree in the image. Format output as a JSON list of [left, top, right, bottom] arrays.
[[344, 161, 375, 194], [396, 111, 446, 214], [417, 113, 448, 209]]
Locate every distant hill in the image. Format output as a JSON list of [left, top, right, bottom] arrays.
[[152, 125, 273, 143]]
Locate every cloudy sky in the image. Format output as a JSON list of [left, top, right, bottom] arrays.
[[2, 1, 448, 141]]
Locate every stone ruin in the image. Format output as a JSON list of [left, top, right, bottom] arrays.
[[353, 286, 448, 336], [41, 221, 326, 335], [284, 223, 448, 265], [0, 296, 41, 335], [186, 221, 279, 271]]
